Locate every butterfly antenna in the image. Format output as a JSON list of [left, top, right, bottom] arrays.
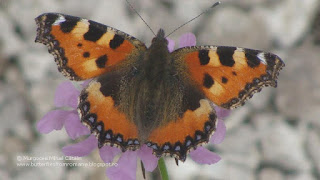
[[125, 0, 156, 36], [166, 1, 221, 37]]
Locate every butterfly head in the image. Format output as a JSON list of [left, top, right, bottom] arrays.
[[147, 29, 169, 59], [156, 28, 165, 38], [151, 29, 168, 46]]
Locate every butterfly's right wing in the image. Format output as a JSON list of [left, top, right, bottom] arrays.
[[171, 46, 285, 109]]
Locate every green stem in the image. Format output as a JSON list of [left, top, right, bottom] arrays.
[[158, 157, 169, 180]]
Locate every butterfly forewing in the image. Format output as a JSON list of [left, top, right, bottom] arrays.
[[172, 46, 284, 109], [35, 13, 147, 80]]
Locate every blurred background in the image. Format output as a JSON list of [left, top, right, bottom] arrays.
[[0, 0, 320, 179]]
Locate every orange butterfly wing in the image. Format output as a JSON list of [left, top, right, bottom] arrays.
[[147, 98, 217, 161], [172, 46, 285, 109], [144, 46, 284, 161], [78, 71, 140, 151], [35, 13, 146, 80]]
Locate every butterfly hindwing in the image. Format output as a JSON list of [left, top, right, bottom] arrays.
[[35, 13, 147, 80], [172, 46, 285, 109], [147, 95, 218, 161], [78, 70, 140, 151]]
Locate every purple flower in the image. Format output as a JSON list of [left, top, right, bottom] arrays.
[[62, 136, 158, 179], [37, 33, 230, 180], [37, 81, 89, 139]]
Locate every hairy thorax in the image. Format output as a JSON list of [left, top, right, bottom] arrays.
[[119, 44, 185, 142]]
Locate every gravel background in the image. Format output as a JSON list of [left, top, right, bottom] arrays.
[[0, 0, 320, 179]]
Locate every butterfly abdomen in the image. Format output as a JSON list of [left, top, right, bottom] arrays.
[[124, 64, 184, 142]]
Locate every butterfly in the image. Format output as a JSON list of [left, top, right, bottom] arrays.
[[35, 13, 284, 162]]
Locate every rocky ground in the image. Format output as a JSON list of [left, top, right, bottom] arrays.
[[0, 0, 319, 179]]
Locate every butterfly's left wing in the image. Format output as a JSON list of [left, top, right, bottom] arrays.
[[35, 13, 146, 81], [172, 46, 284, 109]]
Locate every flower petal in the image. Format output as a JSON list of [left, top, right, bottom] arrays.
[[37, 110, 70, 134], [99, 145, 121, 163], [107, 151, 138, 180], [64, 110, 90, 140], [62, 135, 97, 157], [189, 146, 221, 165], [210, 119, 226, 144], [137, 145, 158, 172], [166, 37, 175, 52], [215, 106, 231, 119], [54, 81, 80, 108], [179, 33, 196, 47], [81, 79, 91, 88]]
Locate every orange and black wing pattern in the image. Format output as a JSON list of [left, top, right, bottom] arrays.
[[172, 46, 285, 109], [35, 13, 146, 80], [146, 96, 217, 161], [144, 46, 284, 161], [78, 71, 140, 151]]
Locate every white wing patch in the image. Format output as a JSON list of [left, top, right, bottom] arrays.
[[257, 52, 267, 64], [53, 15, 66, 25]]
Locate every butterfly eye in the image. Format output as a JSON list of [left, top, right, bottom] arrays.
[[151, 37, 157, 43]]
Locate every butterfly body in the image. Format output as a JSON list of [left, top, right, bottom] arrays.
[[103, 28, 179, 142], [35, 13, 284, 161]]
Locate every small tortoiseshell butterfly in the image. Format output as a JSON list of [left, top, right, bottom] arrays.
[[35, 13, 284, 162]]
